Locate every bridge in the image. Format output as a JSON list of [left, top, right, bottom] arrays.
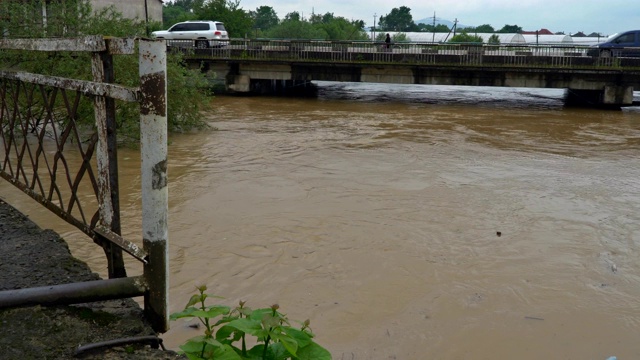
[[177, 38, 640, 107]]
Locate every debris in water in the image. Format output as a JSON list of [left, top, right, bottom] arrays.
[[524, 316, 544, 321], [496, 231, 502, 237]]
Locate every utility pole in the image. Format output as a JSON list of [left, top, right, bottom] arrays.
[[432, 11, 436, 43], [144, 0, 149, 36], [373, 13, 376, 41]]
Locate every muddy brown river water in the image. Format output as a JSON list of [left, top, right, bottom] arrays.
[[2, 83, 640, 359]]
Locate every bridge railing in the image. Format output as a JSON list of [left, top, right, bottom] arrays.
[[0, 36, 170, 333], [172, 38, 640, 68]]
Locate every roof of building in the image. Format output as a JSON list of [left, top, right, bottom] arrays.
[[521, 28, 554, 35]]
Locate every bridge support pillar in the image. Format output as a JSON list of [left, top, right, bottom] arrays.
[[227, 74, 251, 93], [565, 86, 634, 108], [603, 85, 634, 105]]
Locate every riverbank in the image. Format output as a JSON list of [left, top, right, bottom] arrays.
[[0, 197, 184, 359]]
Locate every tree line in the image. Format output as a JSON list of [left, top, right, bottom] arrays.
[[162, 0, 525, 40], [163, 0, 368, 40], [376, 6, 522, 34]]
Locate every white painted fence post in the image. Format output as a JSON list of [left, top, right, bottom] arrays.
[[139, 38, 169, 332]]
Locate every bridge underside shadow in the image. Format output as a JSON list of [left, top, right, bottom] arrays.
[[564, 88, 635, 109], [235, 78, 319, 97]]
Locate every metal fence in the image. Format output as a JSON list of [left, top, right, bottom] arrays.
[[169, 38, 640, 68], [0, 36, 169, 333]]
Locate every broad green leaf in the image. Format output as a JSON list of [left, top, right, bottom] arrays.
[[271, 333, 298, 356], [190, 305, 231, 319], [185, 294, 204, 308], [214, 315, 238, 328], [226, 318, 266, 337], [170, 306, 201, 320], [244, 343, 288, 360], [247, 344, 266, 359], [296, 342, 332, 360], [180, 339, 207, 353], [249, 308, 273, 321], [185, 352, 206, 360], [213, 344, 244, 360], [215, 324, 235, 341], [283, 327, 312, 348], [171, 305, 230, 320], [267, 342, 289, 360], [239, 306, 253, 316], [202, 336, 224, 347], [262, 313, 281, 328], [215, 324, 243, 343]]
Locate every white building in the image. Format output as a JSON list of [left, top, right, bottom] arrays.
[[91, 0, 163, 23], [571, 37, 611, 46], [371, 32, 526, 44], [521, 34, 573, 44]]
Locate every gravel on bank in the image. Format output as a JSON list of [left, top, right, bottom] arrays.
[[0, 197, 184, 359]]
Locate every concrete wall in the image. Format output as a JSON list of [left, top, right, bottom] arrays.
[[91, 0, 163, 22]]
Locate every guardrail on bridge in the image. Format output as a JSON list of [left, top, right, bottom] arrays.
[[168, 38, 640, 68]]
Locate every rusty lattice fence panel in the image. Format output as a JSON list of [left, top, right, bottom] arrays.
[[0, 36, 169, 333], [0, 76, 102, 234]]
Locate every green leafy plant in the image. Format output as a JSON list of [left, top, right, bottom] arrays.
[[170, 286, 332, 360]]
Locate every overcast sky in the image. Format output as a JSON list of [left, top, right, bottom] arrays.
[[232, 0, 639, 36]]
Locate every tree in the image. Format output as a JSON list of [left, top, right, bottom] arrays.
[[473, 24, 495, 33], [309, 12, 335, 24], [285, 11, 302, 22], [265, 12, 325, 39], [310, 12, 367, 40], [498, 24, 522, 33], [0, 0, 88, 37], [249, 5, 279, 32], [487, 34, 500, 44], [162, 0, 203, 25], [449, 32, 483, 43], [378, 6, 417, 32], [195, 0, 253, 38], [416, 23, 450, 32], [264, 11, 367, 40], [170, 0, 205, 9]]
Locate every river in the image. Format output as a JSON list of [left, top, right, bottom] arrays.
[[2, 82, 640, 359]]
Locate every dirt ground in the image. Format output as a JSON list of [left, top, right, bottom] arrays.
[[0, 197, 185, 359]]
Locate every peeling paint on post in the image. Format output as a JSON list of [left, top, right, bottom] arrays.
[[139, 39, 169, 333]]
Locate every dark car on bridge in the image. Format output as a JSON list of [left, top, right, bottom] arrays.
[[588, 30, 640, 57]]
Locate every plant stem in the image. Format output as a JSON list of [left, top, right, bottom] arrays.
[[262, 335, 271, 360], [262, 306, 278, 359], [200, 296, 210, 358]]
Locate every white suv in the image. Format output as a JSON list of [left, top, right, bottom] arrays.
[[152, 21, 229, 48]]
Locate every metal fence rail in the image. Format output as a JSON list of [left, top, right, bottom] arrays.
[[0, 36, 169, 332]]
